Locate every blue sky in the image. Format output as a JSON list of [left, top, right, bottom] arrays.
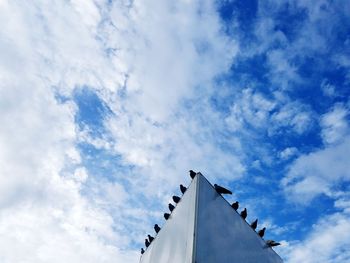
[[0, 0, 349, 262]]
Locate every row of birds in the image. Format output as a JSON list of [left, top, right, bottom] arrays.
[[140, 170, 280, 255]]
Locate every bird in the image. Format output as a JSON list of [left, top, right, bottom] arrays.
[[148, 234, 154, 243], [240, 208, 247, 220], [231, 201, 239, 210], [180, 184, 187, 194], [141, 248, 145, 254], [154, 224, 161, 233], [172, 195, 181, 203], [250, 219, 258, 230], [214, 184, 232, 195], [189, 170, 197, 179], [164, 213, 170, 220], [168, 203, 175, 212], [145, 239, 150, 247], [266, 240, 281, 247], [258, 227, 266, 238]]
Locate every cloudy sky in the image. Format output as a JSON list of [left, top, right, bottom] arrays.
[[0, 0, 349, 262]]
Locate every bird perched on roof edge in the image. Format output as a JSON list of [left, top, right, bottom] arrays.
[[173, 195, 181, 203], [180, 184, 187, 194], [266, 240, 281, 247], [164, 213, 170, 220], [214, 184, 232, 195], [168, 203, 175, 212], [189, 170, 197, 179], [145, 239, 150, 247], [154, 224, 161, 233], [240, 208, 247, 219], [250, 219, 258, 230], [258, 227, 266, 238], [141, 248, 145, 254], [148, 234, 154, 243], [231, 201, 239, 210]]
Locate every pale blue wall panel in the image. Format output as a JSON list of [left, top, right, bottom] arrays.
[[195, 175, 283, 263], [140, 176, 197, 263]]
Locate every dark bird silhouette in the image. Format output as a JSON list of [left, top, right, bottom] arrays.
[[154, 224, 161, 233], [240, 208, 247, 220], [258, 227, 266, 238], [164, 213, 170, 220], [214, 184, 232, 195], [250, 219, 258, 230], [189, 170, 197, 179], [141, 248, 145, 254], [145, 239, 150, 247], [168, 203, 175, 212], [173, 195, 181, 203], [266, 240, 281, 247], [148, 234, 154, 243], [180, 184, 187, 194], [231, 201, 239, 210]]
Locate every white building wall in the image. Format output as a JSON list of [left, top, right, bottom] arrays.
[[140, 174, 283, 263], [195, 175, 283, 263], [140, 176, 197, 263]]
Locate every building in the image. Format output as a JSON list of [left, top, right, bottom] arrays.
[[140, 173, 283, 263]]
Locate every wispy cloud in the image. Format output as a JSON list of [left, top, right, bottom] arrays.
[[320, 103, 349, 145], [0, 0, 242, 262], [282, 211, 350, 263], [282, 136, 350, 204], [0, 0, 349, 262]]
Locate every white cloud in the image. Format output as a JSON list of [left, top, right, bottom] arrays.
[[321, 79, 337, 97], [106, 109, 246, 193], [0, 77, 135, 261], [5, 0, 348, 262], [93, 0, 245, 192], [283, 212, 350, 263], [267, 49, 300, 90], [282, 136, 350, 204], [73, 167, 89, 183], [320, 103, 349, 145], [243, 0, 350, 93], [270, 101, 314, 135], [225, 88, 313, 136], [279, 147, 299, 160], [225, 88, 276, 131], [104, 0, 237, 122], [0, 0, 242, 262]]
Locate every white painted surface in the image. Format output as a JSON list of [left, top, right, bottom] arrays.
[[140, 176, 197, 263], [195, 175, 283, 263], [140, 174, 283, 263]]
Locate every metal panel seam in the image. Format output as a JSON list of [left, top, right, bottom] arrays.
[[191, 175, 200, 263]]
